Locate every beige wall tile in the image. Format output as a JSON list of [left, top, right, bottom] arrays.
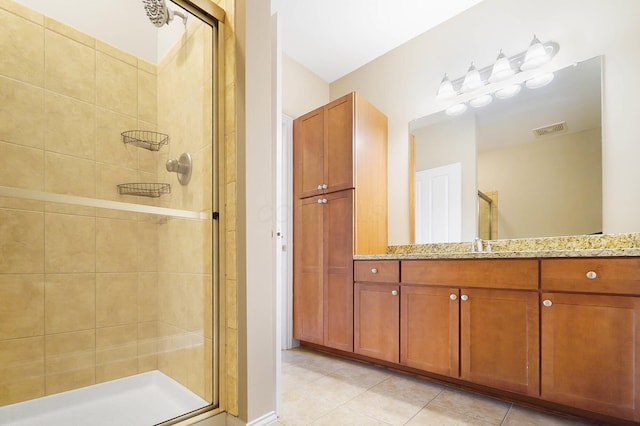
[[138, 70, 157, 124], [158, 218, 207, 273], [0, 0, 43, 24], [225, 132, 237, 184], [0, 274, 44, 339], [225, 278, 237, 331], [0, 197, 43, 211], [158, 273, 208, 332], [0, 209, 44, 273], [0, 8, 44, 85], [45, 330, 95, 395], [45, 273, 95, 334], [137, 220, 159, 273], [97, 163, 138, 202], [96, 108, 138, 169], [96, 273, 137, 327], [138, 273, 158, 322], [96, 217, 138, 272], [45, 202, 95, 217], [0, 76, 44, 149], [44, 91, 95, 160], [157, 323, 190, 387], [137, 59, 156, 75], [45, 17, 94, 48], [45, 152, 96, 198], [45, 30, 95, 103], [0, 336, 45, 405], [96, 324, 138, 382], [95, 40, 136, 66], [0, 141, 44, 190], [225, 230, 236, 280], [44, 213, 95, 273], [96, 52, 137, 117], [138, 321, 158, 372]]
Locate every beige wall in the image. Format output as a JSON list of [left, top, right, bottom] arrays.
[[478, 128, 602, 239], [330, 0, 640, 244], [282, 52, 329, 118], [0, 0, 214, 406]]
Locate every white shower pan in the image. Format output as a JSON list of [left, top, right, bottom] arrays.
[[0, 371, 208, 426]]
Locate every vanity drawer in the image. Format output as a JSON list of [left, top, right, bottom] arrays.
[[354, 260, 399, 283], [401, 259, 538, 290], [541, 258, 640, 295]]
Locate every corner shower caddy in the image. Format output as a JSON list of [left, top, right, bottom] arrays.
[[118, 130, 171, 198]]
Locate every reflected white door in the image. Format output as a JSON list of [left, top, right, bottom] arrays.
[[415, 162, 462, 243]]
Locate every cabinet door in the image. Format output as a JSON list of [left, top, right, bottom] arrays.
[[293, 107, 324, 199], [401, 286, 459, 377], [292, 196, 324, 344], [324, 94, 354, 194], [354, 282, 399, 362], [323, 189, 354, 351], [541, 293, 640, 421], [460, 289, 539, 396]]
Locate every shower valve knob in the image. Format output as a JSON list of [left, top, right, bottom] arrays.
[[166, 152, 192, 185]]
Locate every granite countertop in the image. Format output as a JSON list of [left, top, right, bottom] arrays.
[[354, 233, 640, 260]]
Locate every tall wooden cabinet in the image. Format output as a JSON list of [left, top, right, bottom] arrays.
[[293, 92, 388, 351]]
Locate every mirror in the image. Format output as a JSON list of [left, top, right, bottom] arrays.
[[410, 56, 602, 243]]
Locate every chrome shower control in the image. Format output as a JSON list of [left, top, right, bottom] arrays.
[[166, 152, 192, 185]]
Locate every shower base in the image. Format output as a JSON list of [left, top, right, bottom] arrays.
[[0, 371, 208, 426]]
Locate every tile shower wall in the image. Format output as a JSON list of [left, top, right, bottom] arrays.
[[0, 0, 213, 406]]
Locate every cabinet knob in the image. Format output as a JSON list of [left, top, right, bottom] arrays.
[[391, 290, 398, 296], [586, 271, 597, 280], [449, 294, 457, 301], [371, 268, 378, 274], [543, 299, 553, 307], [322, 183, 328, 189], [461, 294, 469, 301], [317, 199, 323, 204], [322, 198, 328, 204], [317, 184, 323, 190]]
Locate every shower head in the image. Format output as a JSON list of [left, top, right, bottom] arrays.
[[142, 0, 187, 27]]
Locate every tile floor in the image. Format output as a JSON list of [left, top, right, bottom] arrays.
[[278, 347, 595, 426]]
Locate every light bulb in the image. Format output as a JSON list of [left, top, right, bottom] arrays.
[[445, 103, 467, 116], [526, 72, 555, 89], [469, 94, 493, 108], [461, 62, 484, 93], [489, 50, 515, 83], [495, 84, 522, 99], [436, 73, 456, 100], [521, 35, 550, 71]]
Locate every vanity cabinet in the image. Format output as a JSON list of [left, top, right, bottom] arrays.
[[400, 259, 540, 397], [540, 258, 640, 422], [354, 261, 400, 362], [293, 92, 388, 352]]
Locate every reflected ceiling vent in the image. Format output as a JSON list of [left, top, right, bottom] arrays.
[[532, 121, 567, 138]]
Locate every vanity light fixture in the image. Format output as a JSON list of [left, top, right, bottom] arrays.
[[521, 35, 552, 71], [525, 72, 555, 89], [461, 62, 484, 93], [445, 103, 468, 116], [495, 83, 522, 99], [469, 94, 493, 108], [488, 50, 515, 83], [435, 35, 559, 115], [436, 73, 456, 101]]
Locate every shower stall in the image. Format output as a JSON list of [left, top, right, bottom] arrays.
[[0, 0, 219, 424]]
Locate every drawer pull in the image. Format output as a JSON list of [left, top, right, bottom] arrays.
[[461, 294, 469, 301], [371, 268, 378, 274], [449, 294, 457, 301], [543, 299, 553, 307], [391, 290, 398, 296], [586, 271, 597, 280]]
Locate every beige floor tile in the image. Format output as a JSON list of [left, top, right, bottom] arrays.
[[340, 388, 427, 426], [300, 373, 369, 405], [311, 405, 391, 426], [503, 405, 593, 426], [406, 404, 496, 426], [278, 391, 341, 426], [331, 361, 391, 389], [368, 373, 443, 407], [281, 363, 327, 396], [427, 389, 510, 425]]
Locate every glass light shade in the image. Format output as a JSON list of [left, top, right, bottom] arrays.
[[445, 103, 467, 116], [461, 62, 484, 92], [495, 84, 522, 99], [521, 35, 550, 71], [525, 72, 555, 89], [488, 50, 514, 83], [436, 73, 456, 100], [469, 94, 493, 108]]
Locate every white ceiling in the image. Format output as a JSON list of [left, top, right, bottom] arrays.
[[271, 0, 485, 83]]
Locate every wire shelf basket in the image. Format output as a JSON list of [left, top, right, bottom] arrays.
[[117, 183, 171, 198], [121, 130, 169, 151]]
